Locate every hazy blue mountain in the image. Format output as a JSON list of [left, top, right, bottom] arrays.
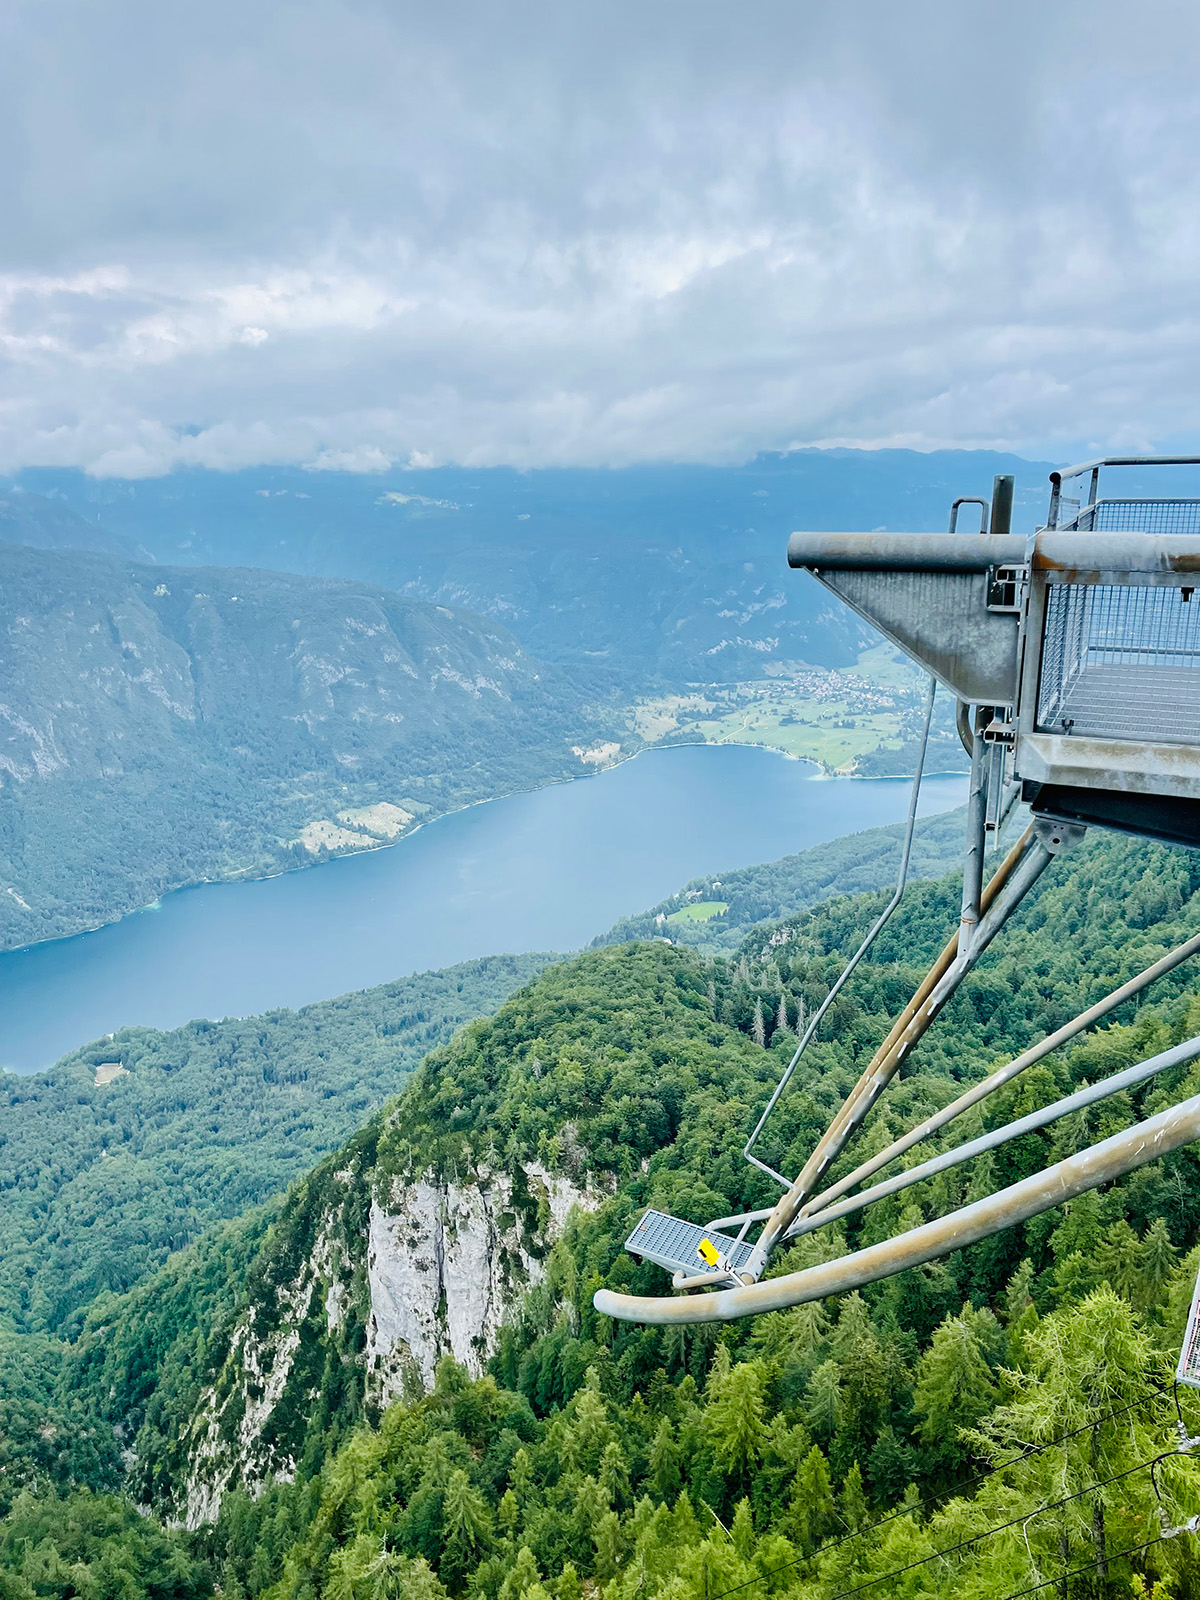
[[13, 450, 1057, 680], [0, 491, 145, 559], [0, 542, 626, 949]]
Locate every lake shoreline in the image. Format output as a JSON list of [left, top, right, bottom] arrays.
[[1, 734, 968, 960], [0, 747, 967, 1074]]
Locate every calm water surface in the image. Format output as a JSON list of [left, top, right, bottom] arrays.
[[0, 745, 966, 1072]]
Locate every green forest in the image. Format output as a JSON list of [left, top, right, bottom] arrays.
[[5, 828, 1200, 1596], [0, 541, 635, 951], [0, 954, 550, 1337], [0, 808, 970, 1340]]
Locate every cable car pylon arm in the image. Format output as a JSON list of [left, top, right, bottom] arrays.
[[740, 814, 1078, 1282], [800, 922, 1200, 1225], [596, 1084, 1200, 1325], [599, 463, 1200, 1327]]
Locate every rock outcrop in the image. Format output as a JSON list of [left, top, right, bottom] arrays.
[[183, 1156, 601, 1527]]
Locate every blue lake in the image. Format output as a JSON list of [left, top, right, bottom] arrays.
[[0, 744, 966, 1073]]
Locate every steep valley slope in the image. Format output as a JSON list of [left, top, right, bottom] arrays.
[[40, 829, 1200, 1533], [0, 542, 627, 949], [0, 808, 968, 1341]]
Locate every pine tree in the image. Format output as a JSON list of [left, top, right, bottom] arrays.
[[554, 1565, 580, 1600], [704, 1358, 766, 1486], [867, 1426, 917, 1506], [508, 1449, 534, 1509], [803, 1360, 841, 1444], [912, 1307, 998, 1477], [600, 1441, 630, 1511], [1139, 1215, 1178, 1305], [1097, 1218, 1142, 1302], [496, 1490, 519, 1539], [839, 1463, 869, 1533], [440, 1470, 492, 1589], [563, 1379, 613, 1476], [752, 1000, 766, 1047], [497, 1547, 539, 1600], [592, 1510, 624, 1581], [1000, 1258, 1036, 1325], [649, 1417, 682, 1504], [730, 1499, 755, 1561], [775, 996, 789, 1037]]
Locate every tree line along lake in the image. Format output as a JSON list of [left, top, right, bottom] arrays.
[[0, 743, 967, 1073]]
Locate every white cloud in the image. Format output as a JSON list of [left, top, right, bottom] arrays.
[[1, 0, 1199, 474]]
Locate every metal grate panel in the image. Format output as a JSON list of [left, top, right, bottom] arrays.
[[1062, 499, 1200, 536], [1037, 583, 1200, 744], [624, 1209, 756, 1279]]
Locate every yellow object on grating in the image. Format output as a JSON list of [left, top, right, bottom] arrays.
[[697, 1237, 721, 1268]]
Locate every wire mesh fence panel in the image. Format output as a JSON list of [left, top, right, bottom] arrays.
[[1063, 499, 1200, 535], [1038, 583, 1200, 744]]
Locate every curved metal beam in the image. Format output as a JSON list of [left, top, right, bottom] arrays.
[[594, 1090, 1200, 1325]]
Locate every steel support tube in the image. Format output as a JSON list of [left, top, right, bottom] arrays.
[[595, 1090, 1200, 1325], [787, 1033, 1200, 1238], [802, 926, 1200, 1220], [787, 532, 1027, 573], [959, 710, 989, 956], [741, 824, 1038, 1279]]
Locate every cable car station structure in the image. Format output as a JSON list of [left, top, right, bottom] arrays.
[[594, 457, 1200, 1373]]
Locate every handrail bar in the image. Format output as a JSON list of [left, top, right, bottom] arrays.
[[1053, 456, 1200, 485]]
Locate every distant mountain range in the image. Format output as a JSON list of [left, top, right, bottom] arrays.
[[0, 542, 627, 949], [9, 450, 1059, 680]]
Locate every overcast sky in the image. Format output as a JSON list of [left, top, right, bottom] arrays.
[[1, 0, 1198, 477]]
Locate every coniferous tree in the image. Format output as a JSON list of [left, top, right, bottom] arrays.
[[648, 1418, 682, 1504], [752, 1001, 766, 1048], [439, 1471, 492, 1590]]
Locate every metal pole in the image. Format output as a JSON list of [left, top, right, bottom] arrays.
[[742, 678, 937, 1189], [959, 709, 989, 957], [788, 1034, 1200, 1238], [802, 924, 1200, 1220], [991, 474, 1015, 538], [1048, 471, 1063, 530], [739, 822, 1045, 1281], [596, 1089, 1200, 1325]]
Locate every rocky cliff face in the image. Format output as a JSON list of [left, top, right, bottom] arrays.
[[182, 1140, 603, 1527]]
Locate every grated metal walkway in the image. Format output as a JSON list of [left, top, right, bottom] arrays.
[[625, 1209, 757, 1279]]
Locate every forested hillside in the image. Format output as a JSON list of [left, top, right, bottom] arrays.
[[0, 809, 967, 1340], [598, 804, 968, 952], [0, 954, 550, 1338], [8, 828, 1200, 1597], [0, 542, 627, 948]]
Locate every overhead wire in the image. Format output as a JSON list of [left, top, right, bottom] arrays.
[[816, 1446, 1198, 1600], [695, 1387, 1190, 1600], [999, 1532, 1179, 1599]]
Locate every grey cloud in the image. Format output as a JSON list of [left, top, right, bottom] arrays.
[[1, 0, 1199, 474]]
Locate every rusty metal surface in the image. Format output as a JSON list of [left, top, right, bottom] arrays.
[[1033, 532, 1200, 579], [594, 1090, 1200, 1325]]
